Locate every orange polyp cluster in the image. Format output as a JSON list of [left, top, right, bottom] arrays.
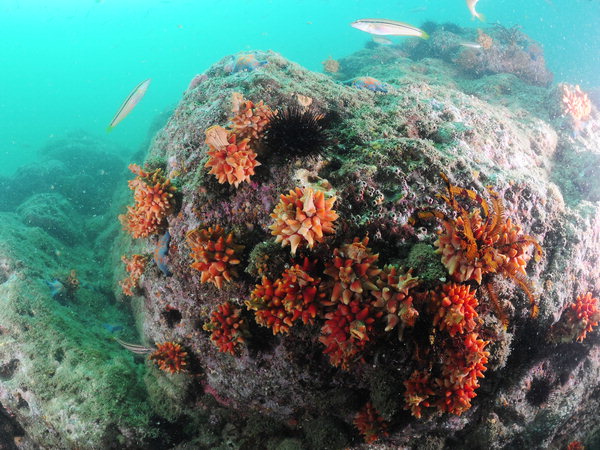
[[319, 299, 382, 370], [404, 332, 489, 417], [432, 283, 479, 337], [204, 301, 248, 355], [551, 292, 600, 343], [436, 332, 489, 415], [324, 237, 381, 305], [403, 277, 489, 417], [246, 259, 324, 334], [372, 265, 420, 333], [561, 84, 592, 123], [119, 254, 148, 296], [149, 341, 188, 374], [120, 164, 177, 239], [230, 93, 274, 143], [420, 173, 542, 319], [353, 402, 389, 444], [404, 370, 435, 419], [270, 187, 338, 255], [186, 225, 244, 289], [204, 125, 261, 188]]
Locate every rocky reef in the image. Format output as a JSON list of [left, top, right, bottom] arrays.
[[0, 24, 599, 449]]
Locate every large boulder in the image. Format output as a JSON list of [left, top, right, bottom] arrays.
[[110, 44, 599, 449]]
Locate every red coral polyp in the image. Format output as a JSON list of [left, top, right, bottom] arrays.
[[404, 370, 435, 419], [149, 341, 188, 374], [204, 125, 260, 188], [324, 237, 381, 305], [120, 164, 177, 239], [246, 259, 324, 334], [432, 283, 479, 337], [204, 301, 248, 355], [372, 265, 420, 333], [319, 299, 381, 370], [436, 332, 489, 416], [230, 94, 274, 143], [353, 402, 389, 444], [561, 84, 592, 123], [247, 276, 295, 334], [119, 254, 148, 296], [270, 187, 338, 255], [552, 292, 600, 343], [186, 225, 244, 289]]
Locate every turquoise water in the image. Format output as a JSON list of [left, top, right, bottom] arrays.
[[1, 0, 598, 175]]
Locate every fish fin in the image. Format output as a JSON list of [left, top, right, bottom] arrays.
[[476, 12, 486, 22], [106, 125, 114, 133], [421, 31, 430, 40]]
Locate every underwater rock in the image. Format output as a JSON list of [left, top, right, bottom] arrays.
[[400, 23, 553, 87], [16, 193, 84, 244], [0, 131, 125, 216], [108, 45, 599, 449]]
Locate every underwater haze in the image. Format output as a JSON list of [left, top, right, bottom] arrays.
[[1, 0, 600, 448], [1, 0, 599, 175]]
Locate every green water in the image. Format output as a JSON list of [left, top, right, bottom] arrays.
[[1, 0, 599, 175]]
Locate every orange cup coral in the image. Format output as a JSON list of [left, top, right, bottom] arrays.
[[149, 341, 188, 374], [120, 164, 177, 239], [246, 258, 324, 334], [372, 265, 420, 333], [418, 173, 542, 318], [323, 237, 381, 305], [270, 187, 338, 255], [432, 283, 479, 337], [230, 93, 274, 143], [561, 84, 592, 124], [319, 299, 382, 370], [204, 125, 260, 188], [551, 292, 600, 343], [436, 332, 489, 416], [186, 225, 244, 289], [204, 301, 248, 355], [353, 402, 389, 444], [119, 254, 148, 296]]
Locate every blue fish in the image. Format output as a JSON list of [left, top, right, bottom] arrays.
[[154, 231, 172, 276], [45, 279, 66, 298], [102, 324, 124, 333], [345, 76, 389, 93]]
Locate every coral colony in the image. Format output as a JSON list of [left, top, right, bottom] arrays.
[[120, 254, 148, 296], [116, 78, 597, 445]]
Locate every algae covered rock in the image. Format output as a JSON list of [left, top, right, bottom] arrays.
[[109, 42, 599, 449], [16, 193, 84, 244]]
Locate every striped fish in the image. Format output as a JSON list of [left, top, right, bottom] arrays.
[[114, 337, 153, 355], [106, 78, 151, 132], [351, 18, 429, 39]]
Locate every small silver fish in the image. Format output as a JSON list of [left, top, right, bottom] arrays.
[[107, 78, 151, 132], [351, 18, 429, 39], [372, 36, 393, 45], [460, 42, 483, 49]]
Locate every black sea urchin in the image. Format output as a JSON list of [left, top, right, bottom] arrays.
[[261, 105, 330, 158]]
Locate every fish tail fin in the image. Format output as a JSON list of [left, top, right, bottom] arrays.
[[476, 12, 486, 22], [421, 31, 430, 40], [106, 125, 114, 133]]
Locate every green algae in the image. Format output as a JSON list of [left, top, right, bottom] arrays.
[[407, 243, 447, 286]]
